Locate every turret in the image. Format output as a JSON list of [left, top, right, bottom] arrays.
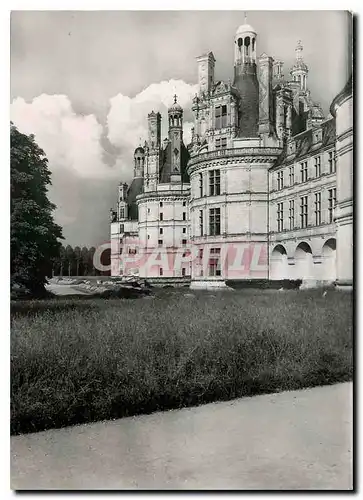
[[133, 145, 144, 178], [290, 40, 308, 91], [233, 15, 259, 137], [168, 95, 183, 182]]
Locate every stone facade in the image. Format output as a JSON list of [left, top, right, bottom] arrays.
[[110, 19, 353, 289]]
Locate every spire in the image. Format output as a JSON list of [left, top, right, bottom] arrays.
[[244, 11, 247, 23], [295, 40, 303, 61], [173, 94, 177, 104]]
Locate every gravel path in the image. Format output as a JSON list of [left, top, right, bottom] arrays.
[[11, 382, 352, 490]]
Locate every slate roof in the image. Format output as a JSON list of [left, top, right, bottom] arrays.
[[159, 142, 190, 184], [273, 117, 336, 169], [126, 177, 144, 220]]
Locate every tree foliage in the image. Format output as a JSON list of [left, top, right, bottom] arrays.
[[11, 124, 63, 295]]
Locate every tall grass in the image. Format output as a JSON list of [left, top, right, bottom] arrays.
[[11, 289, 353, 435]]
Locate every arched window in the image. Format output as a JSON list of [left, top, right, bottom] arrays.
[[238, 37, 243, 47], [252, 37, 255, 52], [244, 36, 250, 58]]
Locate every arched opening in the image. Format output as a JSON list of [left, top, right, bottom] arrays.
[[294, 242, 313, 280], [322, 238, 336, 281], [244, 36, 250, 59], [270, 244, 288, 280], [238, 37, 243, 47], [252, 37, 255, 52]]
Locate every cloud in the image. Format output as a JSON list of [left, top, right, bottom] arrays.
[[10, 79, 198, 246], [107, 78, 198, 181]]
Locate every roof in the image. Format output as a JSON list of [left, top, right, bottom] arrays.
[[273, 118, 336, 168], [126, 177, 144, 220], [159, 141, 190, 184], [236, 23, 256, 35], [329, 74, 353, 117]]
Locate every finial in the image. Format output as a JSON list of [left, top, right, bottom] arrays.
[[244, 11, 247, 24], [173, 94, 177, 104]]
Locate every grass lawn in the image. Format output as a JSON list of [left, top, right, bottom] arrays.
[[11, 288, 353, 435]]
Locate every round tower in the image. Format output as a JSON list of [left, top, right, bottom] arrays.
[[290, 40, 308, 91], [233, 18, 259, 137], [134, 145, 144, 178]]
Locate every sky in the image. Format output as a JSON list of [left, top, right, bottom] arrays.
[[10, 10, 352, 247]]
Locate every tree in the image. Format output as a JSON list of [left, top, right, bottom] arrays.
[[74, 246, 81, 276], [81, 247, 89, 276], [11, 124, 63, 295], [65, 245, 74, 277]]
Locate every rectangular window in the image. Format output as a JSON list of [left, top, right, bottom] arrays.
[[183, 201, 186, 207], [199, 173, 203, 197], [182, 239, 187, 246], [183, 227, 186, 234], [120, 224, 124, 233], [182, 267, 186, 277], [209, 208, 221, 236], [215, 105, 227, 129], [160, 201, 163, 207], [277, 170, 284, 190], [159, 268, 163, 276], [159, 228, 163, 235], [314, 192, 321, 226], [314, 156, 321, 177], [328, 188, 337, 223], [289, 200, 295, 230], [289, 166, 294, 186], [215, 138, 221, 149], [300, 161, 308, 183], [160, 213, 163, 221], [209, 170, 221, 196], [328, 151, 336, 173], [300, 196, 308, 228], [221, 137, 227, 148], [277, 202, 284, 232], [199, 210, 204, 236], [158, 239, 163, 246], [119, 206, 125, 219], [119, 246, 123, 255], [209, 248, 221, 277], [183, 212, 186, 221]]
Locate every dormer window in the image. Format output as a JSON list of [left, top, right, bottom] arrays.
[[287, 141, 296, 156], [313, 129, 322, 144], [215, 104, 227, 129]]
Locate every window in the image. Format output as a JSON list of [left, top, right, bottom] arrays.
[[215, 138, 221, 149], [300, 161, 308, 183], [209, 208, 221, 236], [183, 201, 186, 207], [289, 166, 294, 186], [182, 239, 187, 246], [199, 248, 203, 260], [183, 212, 186, 221], [209, 170, 221, 196], [209, 248, 221, 277], [328, 188, 336, 223], [120, 224, 124, 233], [199, 173, 203, 197], [215, 104, 227, 129], [328, 151, 336, 173], [289, 200, 295, 230], [119, 247, 123, 254], [147, 234, 150, 239], [183, 227, 186, 234], [199, 210, 204, 236], [120, 206, 125, 219], [300, 196, 308, 228], [159, 228, 163, 235], [277, 170, 284, 190], [159, 268, 163, 276], [148, 208, 150, 214], [314, 192, 321, 226], [128, 248, 137, 255], [160, 201, 163, 207], [277, 202, 284, 232], [160, 213, 163, 221], [314, 156, 321, 177], [158, 239, 163, 246], [182, 267, 186, 277]]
